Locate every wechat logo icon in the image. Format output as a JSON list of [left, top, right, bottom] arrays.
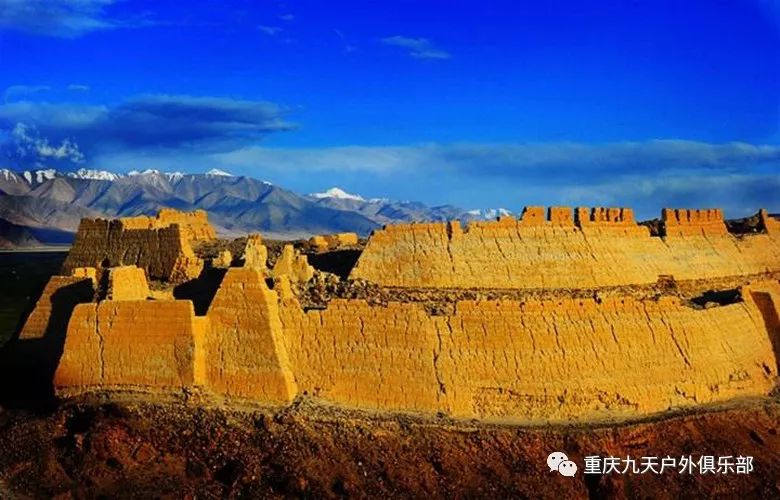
[[548, 451, 578, 477]]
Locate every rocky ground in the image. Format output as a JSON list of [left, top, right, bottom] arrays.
[[0, 396, 778, 499]]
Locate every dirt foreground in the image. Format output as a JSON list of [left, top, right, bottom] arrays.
[[0, 397, 778, 499]]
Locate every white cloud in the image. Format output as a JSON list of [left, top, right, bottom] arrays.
[[258, 25, 282, 36], [67, 84, 91, 92], [381, 35, 451, 60], [0, 0, 151, 38], [10, 123, 84, 165], [3, 85, 51, 102]]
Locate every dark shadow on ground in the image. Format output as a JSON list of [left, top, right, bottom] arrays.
[[174, 267, 227, 316], [750, 291, 780, 375], [306, 250, 362, 280], [0, 279, 94, 411], [691, 288, 741, 307]]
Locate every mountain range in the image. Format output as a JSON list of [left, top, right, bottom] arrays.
[[0, 168, 510, 247]]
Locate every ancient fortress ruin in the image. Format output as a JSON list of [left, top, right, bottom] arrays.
[[16, 206, 780, 423]]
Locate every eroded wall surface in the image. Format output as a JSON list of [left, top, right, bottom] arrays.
[[61, 210, 212, 282], [55, 300, 206, 396], [52, 272, 780, 423], [278, 292, 777, 422], [350, 208, 780, 288]]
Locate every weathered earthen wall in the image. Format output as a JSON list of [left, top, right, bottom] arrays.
[[62, 215, 205, 283], [759, 209, 780, 235], [350, 207, 780, 288], [279, 299, 442, 412], [106, 266, 150, 301], [54, 300, 206, 396], [19, 275, 95, 340], [276, 293, 778, 422], [53, 276, 780, 422], [204, 268, 297, 404]]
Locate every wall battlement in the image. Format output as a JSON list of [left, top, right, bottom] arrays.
[[350, 206, 780, 288], [662, 208, 727, 236]]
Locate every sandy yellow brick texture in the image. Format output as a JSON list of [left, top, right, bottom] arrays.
[[54, 300, 205, 396], [277, 290, 779, 423], [61, 209, 213, 283], [204, 268, 297, 404], [350, 206, 780, 288], [105, 266, 150, 301]]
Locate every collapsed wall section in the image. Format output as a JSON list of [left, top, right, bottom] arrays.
[[350, 206, 780, 288]]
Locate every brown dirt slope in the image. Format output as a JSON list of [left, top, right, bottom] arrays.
[[0, 398, 778, 499]]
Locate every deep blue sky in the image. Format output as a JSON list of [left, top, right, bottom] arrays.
[[1, 0, 779, 216]]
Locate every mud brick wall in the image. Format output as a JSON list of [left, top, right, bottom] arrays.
[[18, 275, 95, 340], [51, 275, 780, 423], [54, 300, 206, 396], [350, 206, 780, 288], [204, 268, 297, 404], [279, 299, 442, 413], [278, 291, 777, 422], [62, 216, 205, 283]]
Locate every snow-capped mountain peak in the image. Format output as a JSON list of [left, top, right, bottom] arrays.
[[67, 168, 123, 181], [20, 169, 58, 184], [467, 208, 513, 219], [206, 168, 234, 177], [310, 187, 365, 202], [0, 168, 22, 183], [128, 169, 161, 176], [165, 172, 185, 181]]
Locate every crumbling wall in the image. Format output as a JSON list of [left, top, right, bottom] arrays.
[[50, 275, 780, 422], [351, 206, 780, 288], [114, 209, 216, 242], [279, 299, 441, 413], [241, 234, 268, 269], [105, 266, 150, 301], [435, 296, 776, 422], [309, 232, 360, 252], [759, 209, 780, 235], [18, 274, 95, 340], [271, 245, 314, 282], [278, 293, 778, 422], [204, 268, 297, 404], [54, 300, 206, 396], [62, 210, 208, 282]]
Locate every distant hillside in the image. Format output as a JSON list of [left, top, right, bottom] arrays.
[[0, 168, 507, 247]]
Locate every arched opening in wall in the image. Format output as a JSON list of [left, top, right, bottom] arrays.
[[750, 291, 780, 376]]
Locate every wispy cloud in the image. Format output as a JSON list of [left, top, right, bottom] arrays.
[[209, 141, 780, 217], [3, 85, 51, 102], [0, 0, 152, 38], [0, 94, 295, 168], [279, 13, 294, 21], [381, 35, 451, 60], [67, 84, 91, 92], [334, 29, 356, 53], [258, 25, 283, 36], [6, 123, 84, 167]]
